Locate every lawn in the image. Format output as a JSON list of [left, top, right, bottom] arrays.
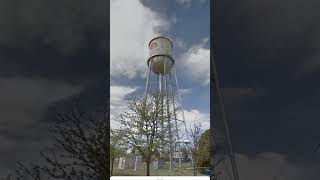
[[112, 162, 208, 176]]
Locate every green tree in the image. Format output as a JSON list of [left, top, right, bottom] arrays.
[[113, 92, 171, 176], [189, 120, 204, 175], [110, 130, 126, 175], [196, 129, 210, 173]]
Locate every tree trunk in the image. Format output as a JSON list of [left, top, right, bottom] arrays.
[[193, 157, 197, 176], [146, 160, 150, 176], [111, 157, 115, 175]]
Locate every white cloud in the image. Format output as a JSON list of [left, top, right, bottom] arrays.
[[176, 109, 210, 139], [174, 38, 187, 49], [183, 109, 210, 130], [110, 0, 170, 79], [110, 86, 209, 137], [179, 88, 192, 96], [180, 38, 210, 85], [175, 0, 192, 7], [110, 85, 137, 129], [171, 14, 178, 24], [110, 86, 137, 111], [179, 89, 192, 96]]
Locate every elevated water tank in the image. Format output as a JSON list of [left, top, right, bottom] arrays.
[[147, 37, 174, 75]]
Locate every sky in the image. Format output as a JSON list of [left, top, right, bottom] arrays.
[[213, 0, 320, 179], [110, 0, 211, 132], [0, 0, 107, 176], [0, 0, 319, 179]]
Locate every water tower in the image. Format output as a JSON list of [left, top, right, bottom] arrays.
[[139, 36, 192, 172]]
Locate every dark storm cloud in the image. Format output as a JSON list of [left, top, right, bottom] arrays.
[[0, 0, 108, 176], [0, 78, 84, 176], [215, 153, 320, 180], [296, 55, 320, 75], [0, 78, 83, 126], [222, 87, 265, 105], [215, 0, 320, 76], [0, 52, 107, 83], [0, 126, 53, 176], [213, 0, 320, 165], [0, 0, 108, 82], [0, 0, 107, 50], [216, 0, 320, 48]]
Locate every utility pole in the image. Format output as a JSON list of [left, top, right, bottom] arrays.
[[211, 50, 240, 180]]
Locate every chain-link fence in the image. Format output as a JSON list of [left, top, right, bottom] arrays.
[[111, 157, 211, 176]]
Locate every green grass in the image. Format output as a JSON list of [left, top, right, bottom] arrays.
[[112, 162, 207, 176]]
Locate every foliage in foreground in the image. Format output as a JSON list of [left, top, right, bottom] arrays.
[[113, 92, 173, 176], [4, 101, 110, 180], [196, 129, 211, 173], [110, 130, 127, 176]]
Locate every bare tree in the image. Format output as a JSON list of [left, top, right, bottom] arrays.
[[12, 99, 110, 180], [189, 120, 204, 176], [113, 92, 172, 176]]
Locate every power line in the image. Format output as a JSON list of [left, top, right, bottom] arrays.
[[211, 50, 240, 180]]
